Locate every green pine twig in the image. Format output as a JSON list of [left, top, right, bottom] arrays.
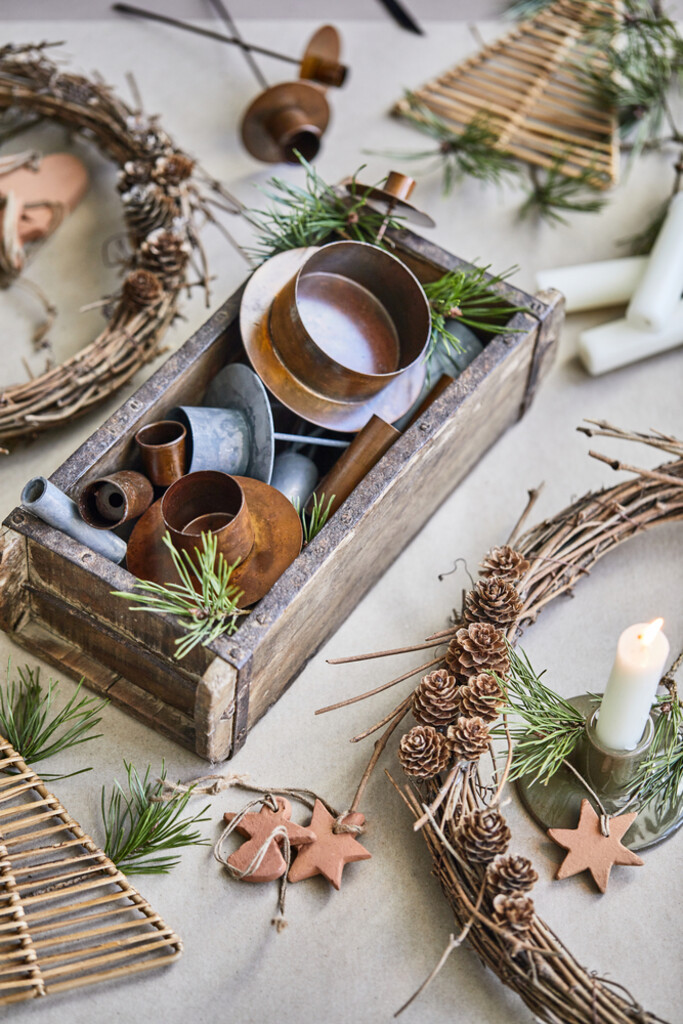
[[244, 153, 403, 262], [0, 663, 106, 779], [630, 673, 683, 808], [102, 762, 210, 875], [294, 492, 335, 544], [113, 531, 247, 661], [493, 646, 586, 786], [519, 159, 608, 225], [424, 265, 528, 363]]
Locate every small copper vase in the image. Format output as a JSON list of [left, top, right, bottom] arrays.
[[135, 420, 187, 488], [161, 471, 255, 566]]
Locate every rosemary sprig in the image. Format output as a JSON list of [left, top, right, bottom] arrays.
[[495, 646, 586, 785], [102, 762, 210, 875], [294, 492, 335, 544], [113, 531, 247, 660], [424, 265, 528, 363], [244, 153, 402, 262], [0, 663, 106, 779], [390, 96, 518, 193], [519, 159, 608, 225]]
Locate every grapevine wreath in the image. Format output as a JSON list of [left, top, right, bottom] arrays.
[[0, 42, 238, 448]]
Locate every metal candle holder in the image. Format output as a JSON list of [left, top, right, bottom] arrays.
[[517, 693, 683, 852]]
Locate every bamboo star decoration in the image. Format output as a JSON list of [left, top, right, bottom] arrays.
[[288, 800, 371, 889], [547, 800, 644, 893], [224, 797, 316, 883]]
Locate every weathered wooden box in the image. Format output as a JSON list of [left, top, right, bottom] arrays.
[[0, 228, 562, 762]]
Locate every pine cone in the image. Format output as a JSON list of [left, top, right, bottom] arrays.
[[398, 725, 451, 779], [117, 159, 151, 193], [487, 855, 538, 895], [459, 673, 505, 723], [139, 229, 190, 284], [480, 545, 530, 583], [412, 669, 460, 728], [121, 269, 163, 311], [454, 808, 511, 864], [464, 577, 522, 630], [152, 152, 195, 186], [445, 623, 510, 684], [447, 716, 490, 762], [492, 893, 535, 934], [122, 183, 177, 240]]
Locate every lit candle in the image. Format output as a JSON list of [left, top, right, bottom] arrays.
[[595, 620, 670, 751]]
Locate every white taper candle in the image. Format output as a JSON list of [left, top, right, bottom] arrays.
[[578, 301, 683, 374], [536, 256, 647, 313], [627, 192, 683, 332], [595, 620, 670, 751]]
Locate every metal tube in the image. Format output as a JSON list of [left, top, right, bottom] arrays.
[[21, 477, 127, 564]]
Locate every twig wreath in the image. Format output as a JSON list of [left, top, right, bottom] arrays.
[[326, 421, 682, 1023], [0, 42, 240, 448]]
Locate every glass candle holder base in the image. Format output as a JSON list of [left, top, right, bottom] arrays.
[[516, 694, 683, 852]]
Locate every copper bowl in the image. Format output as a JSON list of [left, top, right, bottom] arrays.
[[269, 241, 431, 403]]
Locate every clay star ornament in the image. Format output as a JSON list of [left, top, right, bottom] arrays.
[[547, 799, 644, 893], [288, 799, 371, 890], [223, 797, 316, 883]]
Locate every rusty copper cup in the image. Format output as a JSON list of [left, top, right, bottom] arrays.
[[268, 241, 431, 403], [135, 420, 187, 488], [78, 470, 154, 529], [161, 470, 255, 565]]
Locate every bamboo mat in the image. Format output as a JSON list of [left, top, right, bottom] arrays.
[[0, 736, 182, 1005], [393, 0, 618, 186]]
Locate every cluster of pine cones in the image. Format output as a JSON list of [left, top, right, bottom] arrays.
[[397, 544, 537, 943]]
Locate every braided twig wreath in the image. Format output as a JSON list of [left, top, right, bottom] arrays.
[[342, 422, 682, 1023], [0, 42, 236, 448]]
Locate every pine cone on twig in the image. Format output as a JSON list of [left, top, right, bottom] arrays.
[[445, 623, 510, 684], [140, 229, 190, 285], [492, 893, 535, 947], [464, 577, 522, 630], [447, 717, 490, 762], [398, 725, 451, 779], [122, 183, 177, 240], [412, 669, 460, 728], [120, 269, 163, 313], [453, 809, 511, 864], [117, 159, 151, 193], [480, 546, 530, 583], [487, 855, 538, 895], [152, 153, 195, 186], [459, 673, 505, 723]]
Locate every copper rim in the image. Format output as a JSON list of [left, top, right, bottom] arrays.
[[346, 172, 436, 229], [126, 477, 302, 608], [240, 81, 330, 164], [239, 246, 428, 433], [299, 25, 347, 88]]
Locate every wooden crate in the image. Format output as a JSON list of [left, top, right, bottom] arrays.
[[0, 228, 563, 761]]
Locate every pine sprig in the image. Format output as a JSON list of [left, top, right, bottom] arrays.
[[0, 663, 106, 779], [390, 96, 519, 193], [294, 492, 335, 544], [113, 531, 247, 660], [244, 153, 403, 262], [102, 762, 210, 875], [495, 646, 586, 785], [519, 159, 608, 225], [630, 680, 683, 808], [424, 265, 528, 363]]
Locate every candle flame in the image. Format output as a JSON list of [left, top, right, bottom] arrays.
[[639, 618, 664, 646]]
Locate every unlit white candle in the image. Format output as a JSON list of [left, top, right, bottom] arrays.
[[578, 301, 683, 374], [595, 620, 670, 751], [536, 256, 647, 312], [627, 192, 683, 332]]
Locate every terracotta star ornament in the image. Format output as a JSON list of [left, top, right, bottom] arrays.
[[223, 797, 317, 883], [547, 799, 644, 893], [288, 799, 371, 889]]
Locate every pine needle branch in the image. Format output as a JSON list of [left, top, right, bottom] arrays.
[[294, 492, 335, 544], [243, 153, 403, 262], [0, 663, 106, 779], [113, 531, 247, 660], [519, 159, 608, 225], [493, 646, 586, 785], [101, 762, 211, 875], [424, 265, 528, 363], [630, 677, 683, 808]]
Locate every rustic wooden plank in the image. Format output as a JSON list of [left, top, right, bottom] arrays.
[[9, 617, 121, 697], [105, 679, 196, 751], [194, 659, 238, 762], [0, 529, 29, 634]]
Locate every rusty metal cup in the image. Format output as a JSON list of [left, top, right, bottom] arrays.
[[161, 470, 255, 566], [78, 470, 154, 529], [268, 241, 431, 403], [135, 420, 187, 488]]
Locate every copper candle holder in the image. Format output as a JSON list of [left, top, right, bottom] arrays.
[[135, 420, 187, 488], [299, 25, 347, 88], [241, 81, 330, 164], [78, 470, 154, 529], [517, 693, 683, 852]]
